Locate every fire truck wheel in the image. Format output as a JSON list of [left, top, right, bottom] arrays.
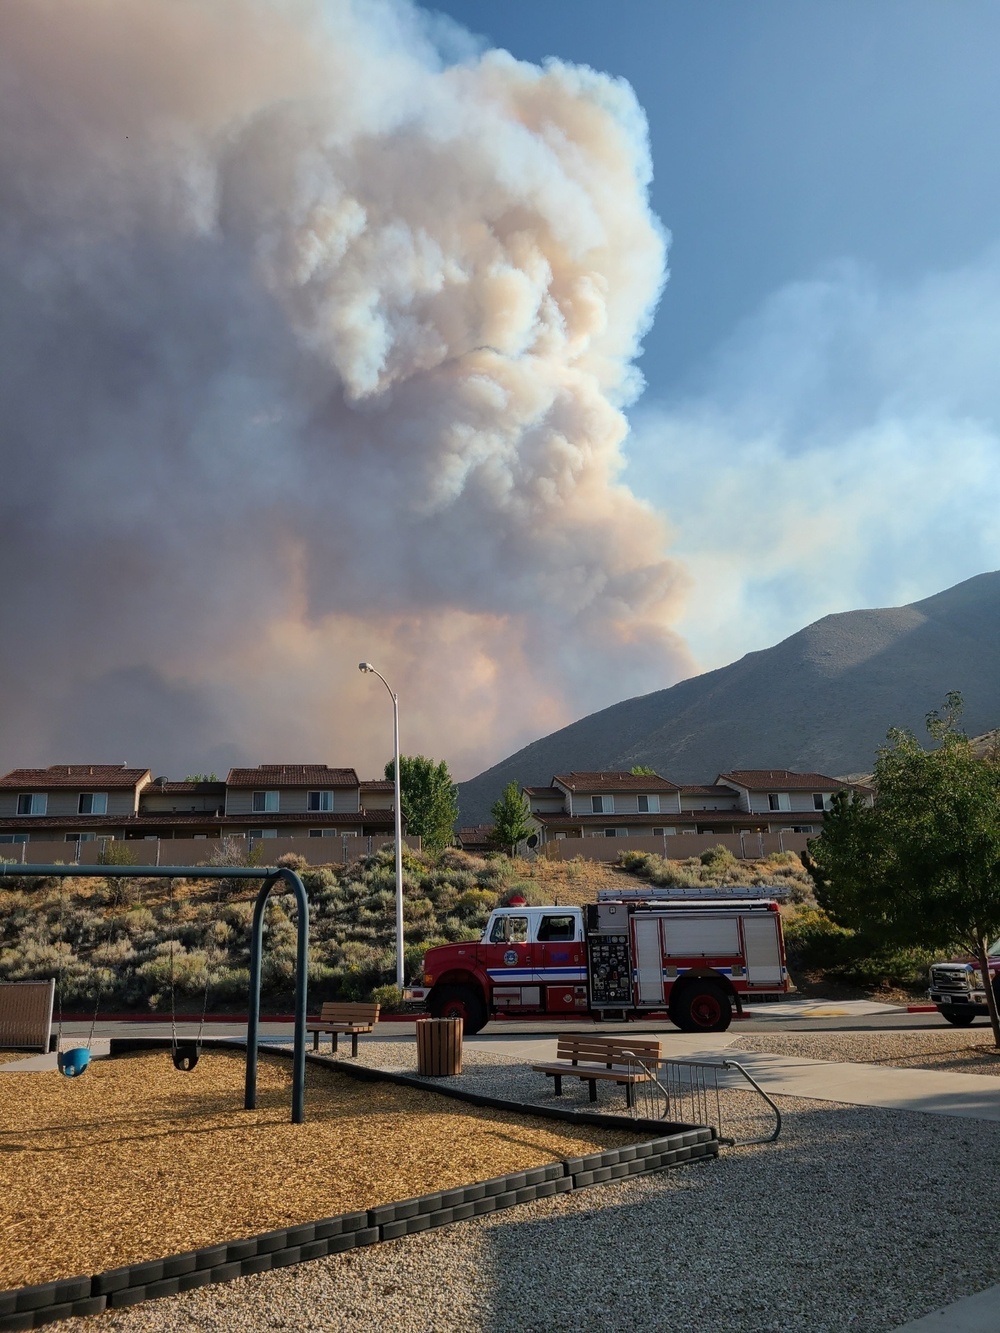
[[940, 1008, 977, 1026], [673, 981, 733, 1033], [429, 984, 488, 1035]]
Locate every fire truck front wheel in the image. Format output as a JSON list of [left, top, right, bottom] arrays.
[[429, 984, 488, 1035], [671, 981, 733, 1033]]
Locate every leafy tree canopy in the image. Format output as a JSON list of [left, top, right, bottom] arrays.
[[630, 765, 658, 776], [384, 755, 458, 850], [805, 692, 1000, 1044], [490, 782, 533, 856]]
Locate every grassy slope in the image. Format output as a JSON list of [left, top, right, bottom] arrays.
[[0, 846, 924, 1007]]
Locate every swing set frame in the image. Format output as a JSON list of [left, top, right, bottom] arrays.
[[0, 861, 310, 1124]]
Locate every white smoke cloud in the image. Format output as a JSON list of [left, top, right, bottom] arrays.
[[632, 251, 1000, 669], [0, 0, 691, 781]]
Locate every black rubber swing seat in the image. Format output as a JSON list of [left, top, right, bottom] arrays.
[[171, 1043, 200, 1072]]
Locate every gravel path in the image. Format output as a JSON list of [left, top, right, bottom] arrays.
[[47, 1034, 1000, 1333]]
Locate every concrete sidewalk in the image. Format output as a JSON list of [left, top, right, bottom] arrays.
[[464, 1032, 1000, 1123]]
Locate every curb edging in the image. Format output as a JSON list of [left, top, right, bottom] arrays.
[[0, 1050, 719, 1328]]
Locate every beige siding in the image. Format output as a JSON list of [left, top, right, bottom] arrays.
[[226, 790, 262, 815], [527, 796, 565, 814], [0, 788, 138, 818], [679, 795, 739, 812], [746, 792, 824, 814], [225, 786, 361, 815], [140, 794, 223, 813], [362, 792, 393, 810]]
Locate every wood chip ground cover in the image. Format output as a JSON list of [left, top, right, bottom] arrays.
[[0, 1051, 639, 1291]]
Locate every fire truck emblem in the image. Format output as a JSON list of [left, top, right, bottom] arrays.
[[503, 950, 518, 965]]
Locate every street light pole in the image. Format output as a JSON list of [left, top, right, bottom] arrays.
[[359, 662, 405, 991]]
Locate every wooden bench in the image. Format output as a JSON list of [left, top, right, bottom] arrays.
[[306, 1002, 380, 1057], [531, 1034, 661, 1109]]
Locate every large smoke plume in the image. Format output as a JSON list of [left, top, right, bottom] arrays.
[[0, 0, 690, 780]]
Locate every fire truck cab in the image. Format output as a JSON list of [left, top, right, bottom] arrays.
[[408, 888, 789, 1035]]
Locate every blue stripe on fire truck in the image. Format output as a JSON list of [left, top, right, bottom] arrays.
[[487, 968, 587, 982]]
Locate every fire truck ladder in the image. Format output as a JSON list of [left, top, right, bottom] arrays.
[[619, 1051, 782, 1147]]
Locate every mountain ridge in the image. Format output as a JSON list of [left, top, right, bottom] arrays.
[[457, 570, 1000, 826]]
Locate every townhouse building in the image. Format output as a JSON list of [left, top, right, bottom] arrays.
[[523, 768, 869, 847], [0, 764, 398, 847]]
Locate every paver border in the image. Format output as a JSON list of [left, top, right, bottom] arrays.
[[0, 1043, 719, 1328]]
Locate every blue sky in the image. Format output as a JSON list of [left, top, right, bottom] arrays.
[[427, 0, 1000, 665]]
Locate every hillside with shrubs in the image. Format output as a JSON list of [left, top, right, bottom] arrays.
[[0, 843, 934, 1012]]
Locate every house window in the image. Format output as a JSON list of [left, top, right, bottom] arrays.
[[308, 791, 333, 812], [591, 795, 613, 814], [248, 828, 278, 839], [252, 791, 279, 813], [16, 794, 47, 815], [0, 833, 28, 843], [767, 793, 791, 811], [78, 792, 108, 815], [64, 833, 97, 842], [790, 825, 815, 834], [812, 793, 826, 811], [309, 829, 323, 838], [653, 827, 665, 836], [637, 794, 660, 813]]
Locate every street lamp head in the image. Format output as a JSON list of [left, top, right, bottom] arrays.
[[358, 662, 373, 673]]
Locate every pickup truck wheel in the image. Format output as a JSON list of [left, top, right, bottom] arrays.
[[673, 982, 733, 1033], [429, 984, 488, 1035], [940, 1008, 977, 1026]]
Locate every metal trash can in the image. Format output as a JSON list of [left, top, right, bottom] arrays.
[[415, 1017, 462, 1076]]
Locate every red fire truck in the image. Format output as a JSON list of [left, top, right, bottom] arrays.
[[405, 886, 791, 1034]]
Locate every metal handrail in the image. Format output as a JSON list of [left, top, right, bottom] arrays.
[[620, 1050, 782, 1146]]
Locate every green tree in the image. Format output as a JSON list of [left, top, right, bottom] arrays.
[[384, 755, 458, 850], [630, 765, 657, 776], [805, 693, 1000, 1047], [489, 782, 533, 856]]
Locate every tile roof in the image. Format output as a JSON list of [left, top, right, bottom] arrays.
[[0, 809, 396, 831], [221, 810, 394, 826], [533, 809, 824, 827], [0, 765, 150, 789], [359, 780, 394, 792], [226, 766, 359, 788], [523, 786, 563, 798], [717, 770, 847, 791], [533, 812, 678, 826], [553, 771, 680, 792]]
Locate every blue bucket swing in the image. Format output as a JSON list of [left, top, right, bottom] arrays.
[[55, 868, 115, 1078], [57, 1046, 91, 1077]]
